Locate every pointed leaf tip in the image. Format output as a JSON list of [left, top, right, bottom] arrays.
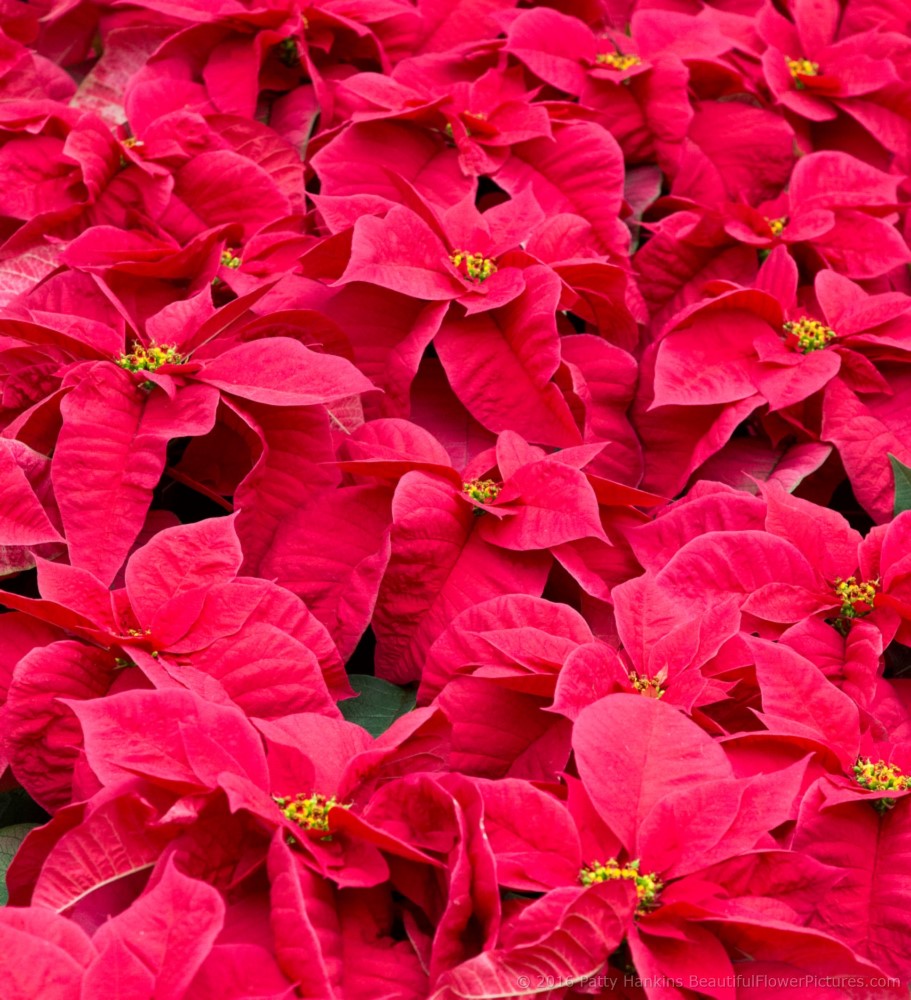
[[339, 675, 416, 737]]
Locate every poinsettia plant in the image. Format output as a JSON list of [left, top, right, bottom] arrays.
[[0, 0, 910, 996]]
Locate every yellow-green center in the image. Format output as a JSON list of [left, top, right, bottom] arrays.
[[766, 216, 788, 237], [835, 576, 879, 618], [463, 479, 500, 503], [116, 343, 186, 373], [596, 52, 642, 71], [783, 317, 836, 353], [278, 37, 300, 66], [450, 250, 497, 283], [831, 576, 879, 636], [787, 56, 819, 88], [854, 757, 908, 812], [580, 858, 662, 914], [274, 792, 349, 833], [629, 671, 665, 699]]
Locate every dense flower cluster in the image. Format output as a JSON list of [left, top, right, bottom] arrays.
[[0, 0, 910, 997]]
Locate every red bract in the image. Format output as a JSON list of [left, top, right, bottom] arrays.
[[642, 481, 911, 644], [758, 0, 911, 168], [370, 469, 550, 683], [0, 438, 62, 556], [723, 152, 911, 279], [0, 286, 374, 584], [0, 515, 347, 809], [359, 427, 661, 683], [417, 594, 590, 778], [0, 907, 94, 998], [334, 190, 543, 313], [637, 150, 911, 332], [16, 687, 449, 909], [2, 0, 911, 991], [80, 857, 226, 998], [334, 64, 552, 176], [0, 101, 168, 244], [790, 779, 911, 979], [504, 6, 741, 183], [823, 371, 911, 523], [638, 249, 911, 496], [565, 695, 900, 989], [311, 120, 474, 216], [267, 834, 428, 998], [432, 881, 636, 1000]]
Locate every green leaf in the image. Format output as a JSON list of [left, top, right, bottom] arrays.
[[339, 675, 416, 738], [889, 453, 911, 517], [0, 823, 37, 905]]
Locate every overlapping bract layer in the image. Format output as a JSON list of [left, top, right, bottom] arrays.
[[0, 0, 910, 996]]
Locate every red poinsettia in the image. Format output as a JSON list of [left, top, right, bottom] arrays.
[[0, 515, 347, 810], [0, 284, 373, 584]]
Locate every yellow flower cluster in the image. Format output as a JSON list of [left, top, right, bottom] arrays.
[[783, 317, 836, 353], [463, 479, 501, 503], [786, 56, 820, 86], [274, 793, 349, 833], [116, 343, 186, 373], [628, 671, 665, 699], [580, 858, 662, 914], [596, 52, 642, 71], [854, 757, 908, 812], [450, 250, 497, 283], [834, 576, 879, 618], [766, 216, 788, 237]]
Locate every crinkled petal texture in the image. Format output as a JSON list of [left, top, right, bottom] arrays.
[[81, 858, 225, 1000], [431, 882, 636, 999], [124, 514, 244, 627], [52, 364, 219, 586], [261, 484, 393, 662], [435, 267, 582, 447], [574, 695, 732, 855], [6, 641, 117, 811], [196, 338, 377, 407], [3, 0, 911, 992], [28, 793, 177, 913], [791, 783, 911, 979], [823, 377, 911, 524], [495, 122, 629, 257], [0, 441, 62, 547], [71, 687, 268, 793], [372, 472, 550, 684], [0, 908, 95, 999]]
